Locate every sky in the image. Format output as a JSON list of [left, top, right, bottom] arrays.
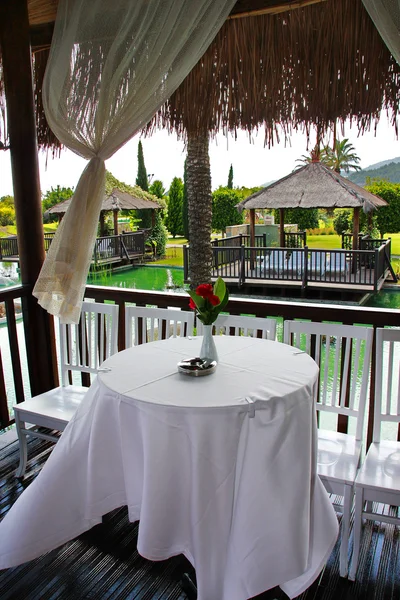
[[0, 115, 399, 198]]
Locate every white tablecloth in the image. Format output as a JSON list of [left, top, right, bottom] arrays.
[[0, 336, 338, 600]]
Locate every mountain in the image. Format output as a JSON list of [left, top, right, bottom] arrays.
[[363, 157, 400, 170], [346, 158, 400, 186]]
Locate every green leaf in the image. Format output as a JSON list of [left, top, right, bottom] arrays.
[[217, 287, 229, 312], [213, 277, 226, 302], [188, 290, 205, 309]]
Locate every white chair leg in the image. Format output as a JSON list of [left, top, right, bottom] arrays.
[[349, 486, 364, 581], [14, 411, 28, 478], [340, 484, 352, 578]]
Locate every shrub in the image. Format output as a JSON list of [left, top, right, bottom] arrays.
[[333, 210, 352, 235], [0, 205, 16, 226]]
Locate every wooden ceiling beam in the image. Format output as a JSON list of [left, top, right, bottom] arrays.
[[229, 0, 328, 19], [30, 22, 54, 52]]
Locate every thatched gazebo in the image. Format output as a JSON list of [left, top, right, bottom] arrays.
[[237, 161, 388, 250], [46, 188, 161, 236]]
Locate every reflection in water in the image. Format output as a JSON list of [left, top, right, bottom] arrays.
[[366, 289, 400, 310]]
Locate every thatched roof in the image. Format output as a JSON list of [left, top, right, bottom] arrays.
[[1, 0, 399, 151], [46, 188, 160, 215], [237, 162, 388, 213]]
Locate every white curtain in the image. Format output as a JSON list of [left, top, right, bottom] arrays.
[[33, 0, 236, 323], [362, 0, 400, 64]]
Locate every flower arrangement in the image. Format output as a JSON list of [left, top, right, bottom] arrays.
[[188, 277, 229, 325]]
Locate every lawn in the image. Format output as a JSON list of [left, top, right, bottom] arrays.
[[307, 233, 400, 255], [152, 246, 184, 267]]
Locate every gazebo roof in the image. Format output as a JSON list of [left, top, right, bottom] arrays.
[[237, 162, 388, 213], [46, 187, 161, 215]]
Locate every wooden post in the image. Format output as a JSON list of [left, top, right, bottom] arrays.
[[352, 207, 360, 250], [352, 206, 360, 274], [280, 208, 285, 247], [113, 210, 119, 235], [249, 208, 255, 270], [152, 209, 156, 227], [0, 0, 58, 395], [249, 209, 255, 247], [99, 211, 105, 236]]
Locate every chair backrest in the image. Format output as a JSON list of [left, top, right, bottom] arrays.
[[287, 250, 305, 273], [125, 306, 194, 347], [59, 301, 119, 386], [373, 327, 400, 443], [328, 252, 347, 273], [283, 320, 373, 439], [207, 314, 276, 340], [309, 251, 328, 275]]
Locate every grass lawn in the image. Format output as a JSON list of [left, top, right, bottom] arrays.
[[387, 233, 400, 255], [306, 233, 400, 255], [152, 246, 184, 267], [167, 236, 187, 246], [306, 234, 341, 249]]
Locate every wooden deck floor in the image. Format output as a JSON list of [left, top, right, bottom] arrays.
[[0, 436, 399, 600]]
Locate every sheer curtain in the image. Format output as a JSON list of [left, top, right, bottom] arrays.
[[33, 0, 236, 323], [362, 0, 400, 63]]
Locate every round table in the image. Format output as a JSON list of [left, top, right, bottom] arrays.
[[0, 336, 338, 600]]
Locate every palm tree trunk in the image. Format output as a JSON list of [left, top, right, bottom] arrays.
[[186, 130, 212, 288]]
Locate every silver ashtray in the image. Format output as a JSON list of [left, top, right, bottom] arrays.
[[177, 357, 217, 377]]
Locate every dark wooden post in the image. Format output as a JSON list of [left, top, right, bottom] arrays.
[[99, 211, 105, 236], [249, 208, 255, 270], [279, 208, 285, 247], [352, 208, 360, 250], [113, 210, 119, 235], [352, 207, 360, 274], [0, 0, 58, 395]]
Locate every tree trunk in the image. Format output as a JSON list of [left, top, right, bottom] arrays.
[[187, 131, 212, 288]]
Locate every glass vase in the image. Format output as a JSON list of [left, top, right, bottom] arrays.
[[199, 324, 219, 364]]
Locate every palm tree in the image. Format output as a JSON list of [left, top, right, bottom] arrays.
[[295, 145, 327, 169], [321, 138, 361, 174], [186, 131, 213, 288]]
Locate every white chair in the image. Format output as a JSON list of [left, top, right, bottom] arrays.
[[261, 250, 288, 277], [13, 301, 119, 477], [309, 251, 329, 277], [125, 306, 194, 347], [283, 320, 373, 577], [325, 252, 348, 278], [349, 327, 400, 581], [287, 250, 305, 277], [211, 313, 276, 340]]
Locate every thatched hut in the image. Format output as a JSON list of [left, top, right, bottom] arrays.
[[46, 188, 161, 235], [237, 161, 388, 249]]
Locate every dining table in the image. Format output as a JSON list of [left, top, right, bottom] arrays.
[[0, 335, 338, 600]]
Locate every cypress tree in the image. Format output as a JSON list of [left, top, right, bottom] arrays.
[[227, 164, 233, 189], [136, 140, 151, 227], [182, 159, 189, 240], [166, 177, 184, 238], [136, 141, 149, 191]]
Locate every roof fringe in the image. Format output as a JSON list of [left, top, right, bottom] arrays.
[[147, 0, 400, 145]]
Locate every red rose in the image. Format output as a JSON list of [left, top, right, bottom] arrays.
[[209, 294, 221, 306], [189, 298, 197, 310], [196, 283, 214, 298]]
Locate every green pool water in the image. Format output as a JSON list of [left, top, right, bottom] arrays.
[[364, 288, 400, 309], [87, 266, 186, 293]]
